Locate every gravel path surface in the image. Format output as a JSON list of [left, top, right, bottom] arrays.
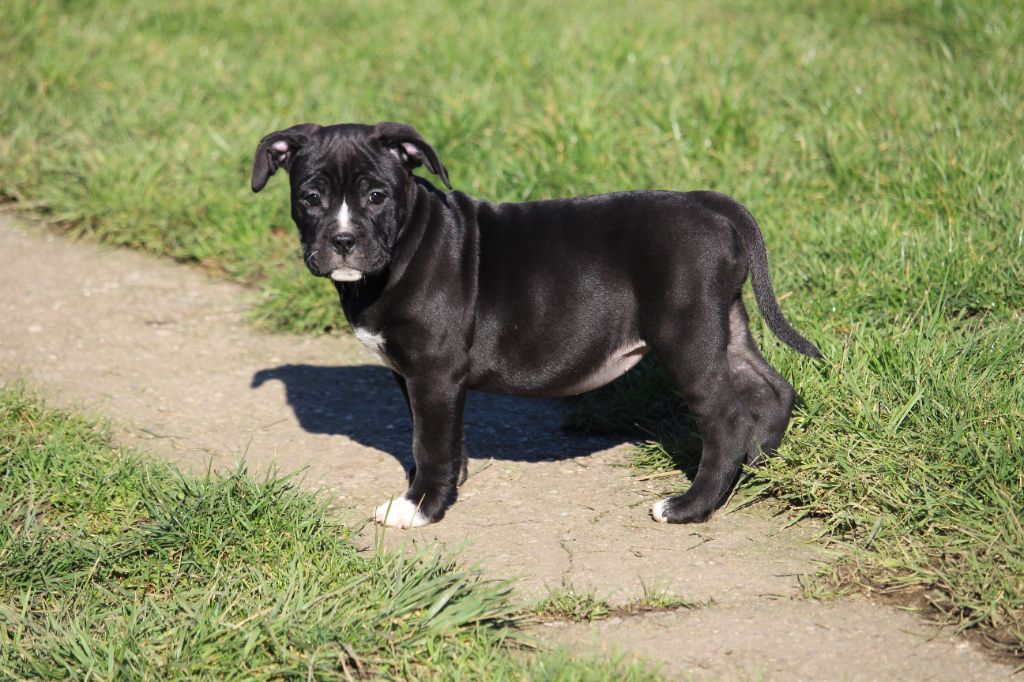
[[0, 215, 1014, 680]]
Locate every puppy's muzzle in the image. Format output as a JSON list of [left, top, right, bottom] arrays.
[[327, 232, 364, 281]]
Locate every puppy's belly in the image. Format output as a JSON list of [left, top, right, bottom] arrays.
[[552, 341, 648, 397]]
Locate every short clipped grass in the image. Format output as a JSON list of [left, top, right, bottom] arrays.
[[0, 386, 659, 680], [2, 0, 1023, 657]]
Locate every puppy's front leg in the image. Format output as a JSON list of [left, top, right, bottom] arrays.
[[392, 371, 469, 488], [374, 372, 466, 528]]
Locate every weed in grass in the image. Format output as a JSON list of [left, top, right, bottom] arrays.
[[532, 582, 703, 623], [626, 582, 705, 615], [534, 585, 613, 623]]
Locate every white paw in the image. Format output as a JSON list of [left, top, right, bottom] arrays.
[[374, 496, 431, 529], [651, 498, 669, 523]]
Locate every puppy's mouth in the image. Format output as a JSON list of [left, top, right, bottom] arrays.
[[323, 253, 389, 282], [328, 266, 363, 282]]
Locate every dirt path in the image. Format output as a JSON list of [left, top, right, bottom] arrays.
[[0, 215, 1014, 680]]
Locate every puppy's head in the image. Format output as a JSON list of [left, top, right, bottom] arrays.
[[251, 122, 451, 282]]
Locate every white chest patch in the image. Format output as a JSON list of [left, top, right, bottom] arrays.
[[353, 327, 393, 368]]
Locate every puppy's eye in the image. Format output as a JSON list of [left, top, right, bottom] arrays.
[[368, 190, 386, 205], [302, 192, 320, 207]]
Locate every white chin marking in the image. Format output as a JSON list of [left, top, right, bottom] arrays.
[[374, 497, 431, 529], [651, 498, 669, 523], [330, 267, 362, 282]]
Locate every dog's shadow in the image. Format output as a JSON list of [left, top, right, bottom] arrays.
[[251, 364, 629, 469]]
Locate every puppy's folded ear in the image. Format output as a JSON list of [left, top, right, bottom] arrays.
[[372, 122, 452, 190], [251, 123, 320, 192]]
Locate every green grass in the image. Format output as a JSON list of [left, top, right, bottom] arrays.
[[0, 385, 660, 680], [2, 0, 1023, 657]]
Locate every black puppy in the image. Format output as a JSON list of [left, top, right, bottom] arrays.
[[252, 121, 820, 528]]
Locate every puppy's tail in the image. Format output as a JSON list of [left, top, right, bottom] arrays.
[[708, 193, 822, 358]]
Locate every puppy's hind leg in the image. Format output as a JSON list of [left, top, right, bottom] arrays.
[[647, 307, 755, 524], [726, 298, 795, 465]]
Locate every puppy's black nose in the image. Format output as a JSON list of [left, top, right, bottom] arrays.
[[330, 232, 356, 255]]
